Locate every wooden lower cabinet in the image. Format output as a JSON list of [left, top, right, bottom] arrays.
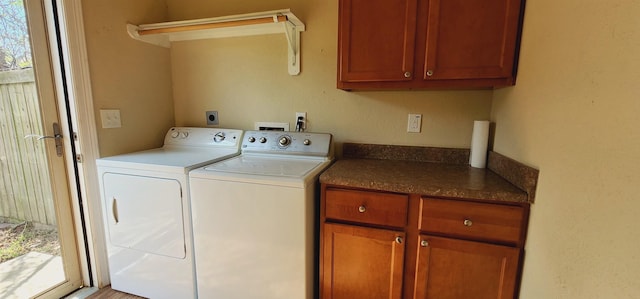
[[321, 223, 405, 299], [320, 186, 528, 299], [413, 235, 521, 299]]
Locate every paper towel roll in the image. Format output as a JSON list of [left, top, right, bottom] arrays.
[[469, 120, 490, 168]]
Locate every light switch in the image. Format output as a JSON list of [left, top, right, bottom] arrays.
[[407, 114, 422, 133], [100, 109, 121, 128]]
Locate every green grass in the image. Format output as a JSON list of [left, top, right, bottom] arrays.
[[0, 222, 59, 263], [0, 228, 29, 262]]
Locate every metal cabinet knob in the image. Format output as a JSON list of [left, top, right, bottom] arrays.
[[463, 219, 473, 227], [395, 236, 403, 244], [420, 240, 429, 247], [358, 205, 366, 213], [404, 71, 412, 78], [426, 70, 434, 77]]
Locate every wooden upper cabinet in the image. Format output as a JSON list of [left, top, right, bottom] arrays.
[[337, 0, 418, 84], [337, 0, 525, 89], [423, 0, 523, 81]]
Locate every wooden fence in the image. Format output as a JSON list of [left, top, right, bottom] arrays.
[[0, 69, 56, 226]]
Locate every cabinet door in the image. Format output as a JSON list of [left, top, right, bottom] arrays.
[[413, 235, 520, 299], [338, 0, 418, 83], [322, 223, 405, 299], [423, 0, 522, 80]]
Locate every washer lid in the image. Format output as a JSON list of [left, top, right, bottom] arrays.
[[201, 155, 325, 177], [96, 147, 239, 173]]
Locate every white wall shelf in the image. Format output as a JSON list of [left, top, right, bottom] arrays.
[[127, 9, 305, 75]]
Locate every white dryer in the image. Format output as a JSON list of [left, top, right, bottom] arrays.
[[96, 127, 243, 299], [189, 130, 333, 299]]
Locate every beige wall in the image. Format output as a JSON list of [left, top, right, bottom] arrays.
[[166, 0, 493, 149], [83, 0, 174, 157], [491, 0, 640, 298]]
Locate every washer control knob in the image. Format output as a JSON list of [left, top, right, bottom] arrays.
[[213, 132, 226, 143], [171, 131, 179, 138], [248, 137, 256, 143], [279, 136, 291, 147], [180, 132, 189, 138], [303, 139, 311, 146], [259, 137, 267, 143]]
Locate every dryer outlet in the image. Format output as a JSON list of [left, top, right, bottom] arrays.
[[206, 111, 219, 125]]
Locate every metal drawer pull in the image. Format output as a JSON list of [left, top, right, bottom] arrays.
[[463, 219, 473, 227], [420, 240, 429, 247], [358, 205, 366, 213], [395, 236, 403, 244]]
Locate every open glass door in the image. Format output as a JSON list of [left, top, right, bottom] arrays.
[[0, 0, 83, 298]]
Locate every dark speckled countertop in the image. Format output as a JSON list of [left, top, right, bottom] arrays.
[[320, 143, 539, 203]]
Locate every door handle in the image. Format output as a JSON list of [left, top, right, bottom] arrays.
[[24, 123, 63, 157], [112, 198, 119, 224]]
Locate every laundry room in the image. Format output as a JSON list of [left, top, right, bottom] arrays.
[[74, 0, 640, 298]]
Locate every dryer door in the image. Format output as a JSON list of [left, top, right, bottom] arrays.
[[103, 173, 186, 259]]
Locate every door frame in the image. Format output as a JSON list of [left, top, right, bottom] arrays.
[[42, 0, 109, 288]]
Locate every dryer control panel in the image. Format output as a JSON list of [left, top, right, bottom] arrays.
[[241, 130, 332, 157], [164, 127, 243, 148]]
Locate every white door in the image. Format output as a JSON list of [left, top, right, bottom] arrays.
[[102, 173, 185, 258], [0, 0, 83, 298]]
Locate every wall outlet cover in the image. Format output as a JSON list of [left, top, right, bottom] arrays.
[[206, 111, 219, 125], [100, 109, 121, 128], [295, 112, 307, 130]]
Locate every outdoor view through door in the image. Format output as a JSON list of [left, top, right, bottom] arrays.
[[0, 0, 83, 298]]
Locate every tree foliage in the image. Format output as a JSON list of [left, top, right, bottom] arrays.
[[0, 0, 31, 71]]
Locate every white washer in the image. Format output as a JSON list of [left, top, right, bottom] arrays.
[[189, 130, 333, 299], [96, 127, 243, 299]]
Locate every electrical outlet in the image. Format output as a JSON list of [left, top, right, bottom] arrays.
[[206, 111, 219, 125], [407, 114, 422, 133], [100, 109, 121, 128], [295, 112, 307, 131]]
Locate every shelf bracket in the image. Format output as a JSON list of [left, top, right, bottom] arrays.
[[125, 9, 305, 75], [127, 24, 170, 48], [283, 20, 301, 75]]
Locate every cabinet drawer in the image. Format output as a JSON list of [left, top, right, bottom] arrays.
[[325, 188, 408, 228], [420, 197, 525, 244]]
